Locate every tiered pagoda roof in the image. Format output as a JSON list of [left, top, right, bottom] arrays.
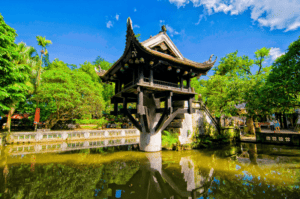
[[99, 18, 217, 81]]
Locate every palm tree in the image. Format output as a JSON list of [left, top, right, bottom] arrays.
[[35, 36, 52, 88], [34, 36, 52, 130]]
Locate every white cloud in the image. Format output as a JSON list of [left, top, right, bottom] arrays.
[[115, 14, 119, 21], [166, 24, 180, 37], [285, 21, 300, 32], [169, 0, 189, 8], [106, 21, 113, 28], [159, 20, 165, 24], [195, 14, 205, 25], [168, 0, 300, 31], [133, 24, 140, 29], [134, 8, 137, 12], [269, 47, 285, 61]]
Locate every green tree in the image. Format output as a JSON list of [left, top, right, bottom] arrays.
[[193, 48, 272, 134], [35, 35, 52, 89], [259, 36, 300, 112], [34, 59, 105, 128], [92, 56, 114, 112], [93, 56, 112, 71], [0, 14, 31, 132]]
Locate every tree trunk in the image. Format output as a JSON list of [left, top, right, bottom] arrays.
[[6, 107, 15, 132], [246, 116, 255, 134]]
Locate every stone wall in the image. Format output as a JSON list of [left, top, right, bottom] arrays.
[[177, 102, 218, 144]]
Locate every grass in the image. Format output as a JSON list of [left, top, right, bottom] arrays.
[[78, 125, 98, 130]]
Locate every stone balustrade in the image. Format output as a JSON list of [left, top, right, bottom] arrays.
[[256, 131, 300, 146], [7, 129, 139, 144], [7, 137, 140, 155]]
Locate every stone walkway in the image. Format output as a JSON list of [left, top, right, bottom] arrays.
[[240, 129, 299, 142], [261, 129, 299, 134]]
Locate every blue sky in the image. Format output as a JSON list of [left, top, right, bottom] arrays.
[[2, 0, 300, 77]]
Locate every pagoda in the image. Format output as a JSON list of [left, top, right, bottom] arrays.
[[100, 18, 216, 152]]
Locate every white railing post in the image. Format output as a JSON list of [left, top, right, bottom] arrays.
[[84, 131, 89, 139], [104, 130, 109, 138], [121, 130, 125, 137]]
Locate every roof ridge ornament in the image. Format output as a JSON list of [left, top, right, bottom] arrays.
[[161, 25, 167, 33], [204, 54, 217, 64]]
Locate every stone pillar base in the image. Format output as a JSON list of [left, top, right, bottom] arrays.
[[139, 130, 161, 152]]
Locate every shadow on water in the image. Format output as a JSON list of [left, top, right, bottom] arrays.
[[0, 142, 300, 198]]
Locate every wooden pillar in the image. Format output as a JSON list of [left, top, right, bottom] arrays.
[[165, 91, 173, 114], [137, 87, 145, 115], [113, 98, 118, 115], [187, 76, 191, 92], [188, 97, 193, 114], [150, 69, 153, 86], [114, 81, 119, 94], [133, 70, 135, 85], [180, 76, 183, 91], [117, 80, 121, 92], [138, 66, 144, 84]]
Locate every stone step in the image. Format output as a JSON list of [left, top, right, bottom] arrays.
[[168, 122, 182, 128], [174, 114, 185, 119]]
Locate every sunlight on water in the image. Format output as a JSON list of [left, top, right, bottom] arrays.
[[0, 142, 300, 198]]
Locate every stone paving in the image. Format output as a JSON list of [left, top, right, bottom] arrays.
[[261, 129, 299, 134], [240, 129, 299, 142]]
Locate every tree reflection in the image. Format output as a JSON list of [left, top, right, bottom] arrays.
[[0, 144, 300, 198]]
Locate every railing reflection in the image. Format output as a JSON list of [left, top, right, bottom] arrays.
[[7, 137, 140, 155]]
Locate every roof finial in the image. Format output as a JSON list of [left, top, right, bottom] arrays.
[[161, 25, 167, 33], [127, 17, 133, 28]]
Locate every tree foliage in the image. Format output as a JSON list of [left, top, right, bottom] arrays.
[[34, 59, 105, 128], [194, 48, 272, 119], [259, 36, 300, 112], [0, 14, 31, 113], [0, 14, 31, 132]]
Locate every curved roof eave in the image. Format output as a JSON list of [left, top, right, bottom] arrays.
[[100, 18, 217, 79]]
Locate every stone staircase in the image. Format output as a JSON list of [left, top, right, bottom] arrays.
[[167, 100, 186, 130], [165, 100, 221, 144]]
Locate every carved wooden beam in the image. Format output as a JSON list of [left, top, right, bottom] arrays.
[[120, 109, 137, 114], [154, 91, 172, 132], [160, 108, 188, 132], [142, 107, 150, 132], [154, 91, 173, 99], [121, 93, 137, 99], [111, 97, 137, 103], [123, 97, 142, 132], [172, 95, 194, 101], [155, 108, 166, 113]]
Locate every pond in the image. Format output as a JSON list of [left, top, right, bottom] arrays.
[[0, 142, 300, 198]]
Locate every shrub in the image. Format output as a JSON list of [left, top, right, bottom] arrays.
[[161, 130, 178, 150], [96, 118, 108, 129]]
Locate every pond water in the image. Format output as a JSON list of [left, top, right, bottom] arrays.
[[0, 142, 300, 198]]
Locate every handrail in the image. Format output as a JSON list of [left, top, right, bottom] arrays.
[[124, 81, 133, 89], [198, 102, 221, 134], [143, 78, 189, 91]]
